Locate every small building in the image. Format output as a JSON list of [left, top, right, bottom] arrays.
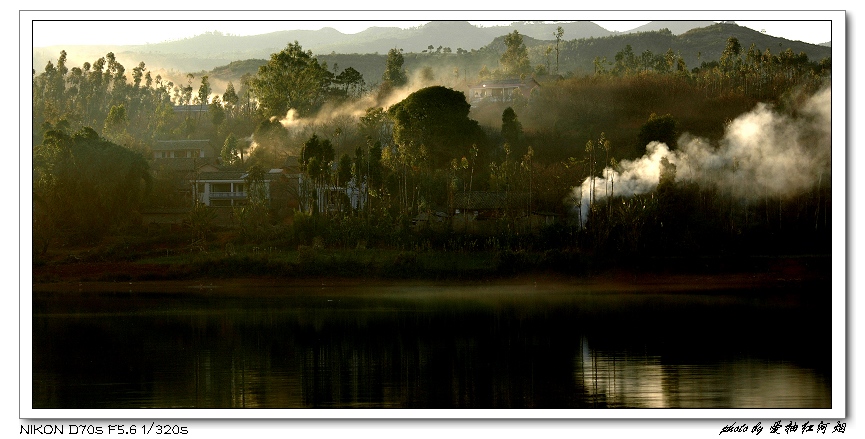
[[151, 139, 217, 160], [172, 104, 209, 116], [468, 78, 541, 105], [193, 169, 287, 208], [147, 140, 220, 210]]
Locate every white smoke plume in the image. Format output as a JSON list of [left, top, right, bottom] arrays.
[[278, 108, 301, 129], [245, 72, 458, 161], [573, 86, 832, 224]]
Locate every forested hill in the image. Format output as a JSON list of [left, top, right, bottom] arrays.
[[552, 22, 832, 75], [197, 22, 832, 92], [35, 20, 747, 75]]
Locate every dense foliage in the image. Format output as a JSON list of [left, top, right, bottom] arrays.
[[31, 30, 832, 270], [33, 126, 151, 248]]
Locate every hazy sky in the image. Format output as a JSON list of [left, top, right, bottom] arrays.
[[28, 12, 837, 48]]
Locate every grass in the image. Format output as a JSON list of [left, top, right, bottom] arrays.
[[34, 242, 590, 283]]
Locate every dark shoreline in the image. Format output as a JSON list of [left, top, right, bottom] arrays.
[[31, 253, 831, 295]]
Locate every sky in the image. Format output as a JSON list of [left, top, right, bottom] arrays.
[[27, 11, 837, 48]]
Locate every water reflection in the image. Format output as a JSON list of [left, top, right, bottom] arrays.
[[575, 337, 831, 408], [32, 281, 831, 409]]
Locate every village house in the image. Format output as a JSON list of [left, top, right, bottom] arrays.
[[187, 168, 299, 225], [142, 139, 220, 225], [193, 169, 295, 208], [150, 139, 216, 160], [468, 78, 541, 105]]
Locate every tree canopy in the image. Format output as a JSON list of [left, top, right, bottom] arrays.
[[388, 86, 486, 169], [500, 31, 532, 77], [33, 126, 151, 245], [251, 41, 332, 118], [382, 48, 408, 87], [636, 113, 678, 153]]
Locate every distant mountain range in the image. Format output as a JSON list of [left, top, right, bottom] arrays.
[[33, 20, 832, 90], [32, 21, 724, 69]]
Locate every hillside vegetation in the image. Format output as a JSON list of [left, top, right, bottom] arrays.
[[31, 23, 833, 279]]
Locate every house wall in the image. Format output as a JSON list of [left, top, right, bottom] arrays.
[[196, 181, 270, 207], [153, 149, 204, 159]]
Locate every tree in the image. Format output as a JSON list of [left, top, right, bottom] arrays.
[[33, 127, 151, 245], [593, 56, 610, 75], [637, 113, 678, 153], [299, 134, 336, 214], [478, 65, 491, 80], [248, 118, 289, 168], [208, 95, 225, 128], [179, 73, 194, 105], [222, 81, 239, 120], [235, 164, 270, 238], [102, 104, 129, 145], [131, 61, 146, 89], [388, 86, 486, 170], [613, 45, 638, 76], [500, 31, 531, 76], [358, 106, 389, 144], [554, 26, 564, 74], [501, 107, 524, 153], [196, 75, 211, 107], [221, 133, 240, 167], [337, 153, 353, 186], [544, 45, 553, 75], [720, 36, 742, 76], [382, 48, 408, 87], [335, 66, 364, 97], [251, 41, 331, 118]]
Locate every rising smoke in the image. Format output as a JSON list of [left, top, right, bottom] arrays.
[[573, 86, 832, 224], [246, 70, 448, 161]]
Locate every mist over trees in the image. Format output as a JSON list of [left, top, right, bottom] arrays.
[[31, 27, 832, 267]]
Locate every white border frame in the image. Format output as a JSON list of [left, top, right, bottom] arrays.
[[20, 9, 847, 424]]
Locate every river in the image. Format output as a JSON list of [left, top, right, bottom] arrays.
[[31, 278, 832, 409]]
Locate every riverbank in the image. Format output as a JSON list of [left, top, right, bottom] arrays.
[[31, 247, 831, 295]]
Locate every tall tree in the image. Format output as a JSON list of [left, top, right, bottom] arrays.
[[382, 48, 408, 87], [208, 95, 225, 129], [299, 134, 336, 214], [501, 107, 524, 153], [251, 41, 331, 118], [222, 81, 239, 111], [554, 26, 564, 74], [720, 36, 743, 76], [221, 133, 240, 167], [196, 75, 211, 122], [500, 31, 531, 77]]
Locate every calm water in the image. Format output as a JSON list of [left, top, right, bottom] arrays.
[[32, 280, 832, 409]]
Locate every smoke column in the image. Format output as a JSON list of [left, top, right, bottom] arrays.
[[573, 86, 832, 224], [246, 76, 436, 158]]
